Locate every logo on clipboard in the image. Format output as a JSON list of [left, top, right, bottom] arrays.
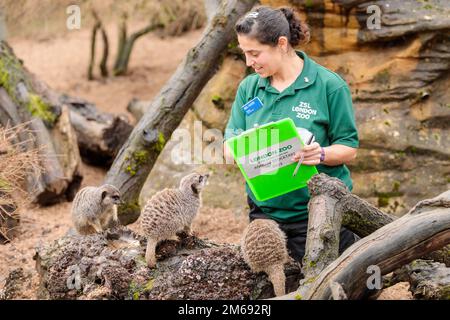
[[242, 97, 263, 116]]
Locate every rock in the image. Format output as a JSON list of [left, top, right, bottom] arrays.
[[192, 56, 247, 131], [0, 268, 29, 300]]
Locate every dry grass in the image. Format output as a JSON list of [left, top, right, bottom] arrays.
[[0, 123, 42, 243]]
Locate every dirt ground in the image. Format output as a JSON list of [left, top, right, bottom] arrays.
[[0, 20, 411, 300]]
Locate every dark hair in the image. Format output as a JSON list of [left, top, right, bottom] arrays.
[[235, 6, 310, 47]]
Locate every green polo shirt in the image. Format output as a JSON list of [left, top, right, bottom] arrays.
[[224, 51, 359, 222]]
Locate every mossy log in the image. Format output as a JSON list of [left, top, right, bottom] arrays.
[[105, 0, 258, 225], [59, 94, 132, 166], [390, 259, 450, 300], [33, 227, 302, 300], [0, 41, 82, 204]]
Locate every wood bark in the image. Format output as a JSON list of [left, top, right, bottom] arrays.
[[113, 14, 163, 76], [0, 41, 82, 204], [275, 175, 450, 300], [88, 10, 109, 80], [105, 0, 258, 225]]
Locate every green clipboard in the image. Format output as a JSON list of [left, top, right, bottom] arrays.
[[226, 118, 318, 201]]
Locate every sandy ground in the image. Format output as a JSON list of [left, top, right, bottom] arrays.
[[0, 21, 411, 300]]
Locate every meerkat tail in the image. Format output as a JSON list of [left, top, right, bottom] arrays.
[[267, 264, 286, 297], [145, 238, 158, 268]]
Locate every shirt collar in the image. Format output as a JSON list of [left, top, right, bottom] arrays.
[[257, 51, 318, 91]]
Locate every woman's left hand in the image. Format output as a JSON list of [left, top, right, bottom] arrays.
[[292, 142, 322, 165]]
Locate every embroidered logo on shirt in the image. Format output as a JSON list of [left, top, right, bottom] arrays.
[[292, 101, 317, 120]]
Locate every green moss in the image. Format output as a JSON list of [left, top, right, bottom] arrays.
[[374, 69, 390, 84], [118, 199, 140, 216], [378, 196, 390, 207], [392, 181, 401, 193], [154, 132, 166, 152], [211, 94, 224, 109], [295, 293, 303, 300], [124, 150, 150, 176], [145, 279, 155, 291], [128, 278, 155, 300], [27, 94, 57, 125], [0, 45, 56, 125]]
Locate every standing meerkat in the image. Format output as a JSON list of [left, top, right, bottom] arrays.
[[241, 219, 289, 296], [71, 184, 121, 235], [140, 172, 209, 268]]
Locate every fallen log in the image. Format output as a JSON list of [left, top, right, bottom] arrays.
[[0, 41, 82, 204], [59, 94, 132, 166], [392, 259, 450, 300], [275, 176, 450, 300]]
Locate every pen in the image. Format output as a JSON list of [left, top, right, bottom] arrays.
[[292, 134, 314, 177]]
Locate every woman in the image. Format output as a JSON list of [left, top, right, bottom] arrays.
[[224, 6, 360, 262]]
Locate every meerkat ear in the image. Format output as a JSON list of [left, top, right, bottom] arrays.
[[101, 190, 107, 200], [191, 184, 199, 195]]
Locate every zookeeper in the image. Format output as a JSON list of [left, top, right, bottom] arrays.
[[224, 6, 360, 262]]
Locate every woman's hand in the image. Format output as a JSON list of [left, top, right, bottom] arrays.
[[292, 142, 322, 165], [292, 143, 358, 166]]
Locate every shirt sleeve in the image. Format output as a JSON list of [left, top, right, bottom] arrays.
[[224, 80, 247, 141], [327, 84, 359, 148]]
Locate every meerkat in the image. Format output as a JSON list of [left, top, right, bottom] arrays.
[[240, 219, 289, 296], [140, 172, 210, 268], [71, 184, 121, 235]]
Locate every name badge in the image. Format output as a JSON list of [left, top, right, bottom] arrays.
[[242, 97, 263, 116]]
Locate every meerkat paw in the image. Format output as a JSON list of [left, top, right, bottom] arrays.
[[145, 251, 156, 268]]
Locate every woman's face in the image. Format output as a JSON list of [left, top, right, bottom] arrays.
[[237, 34, 285, 78]]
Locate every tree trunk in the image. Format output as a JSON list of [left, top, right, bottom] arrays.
[[113, 20, 163, 76], [0, 41, 82, 205], [105, 0, 258, 225], [87, 21, 100, 80], [88, 11, 109, 80]]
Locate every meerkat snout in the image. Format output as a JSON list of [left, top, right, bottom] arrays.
[[101, 188, 122, 206], [180, 172, 210, 195]]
